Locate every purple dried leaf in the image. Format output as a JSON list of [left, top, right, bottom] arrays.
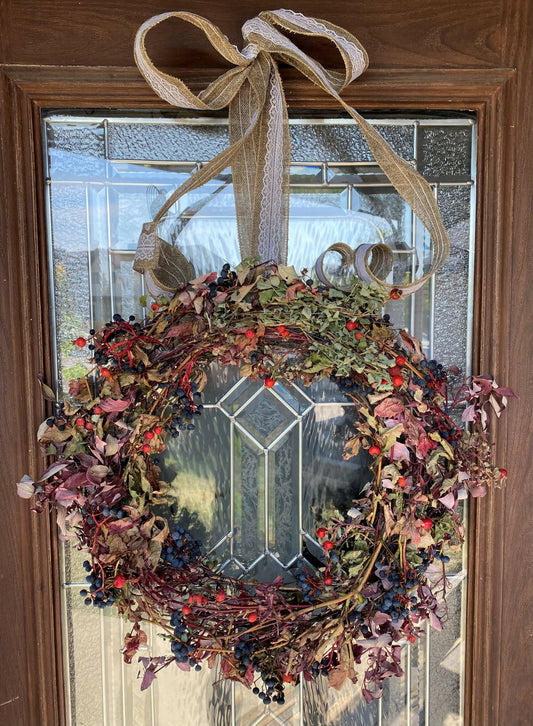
[[99, 397, 130, 413]]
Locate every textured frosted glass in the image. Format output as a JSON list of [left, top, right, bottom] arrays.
[[269, 427, 300, 563], [290, 123, 414, 162], [108, 122, 229, 161], [107, 120, 414, 163], [236, 388, 297, 447], [47, 122, 105, 178], [433, 186, 471, 372], [50, 184, 92, 389], [234, 429, 266, 568], [419, 126, 472, 181]]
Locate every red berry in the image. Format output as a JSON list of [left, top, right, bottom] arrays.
[[283, 673, 293, 683], [346, 321, 358, 331], [153, 426, 163, 435], [75, 337, 86, 348], [101, 367, 111, 378], [144, 431, 155, 440], [93, 406, 102, 415], [142, 443, 151, 453], [264, 377, 275, 388], [389, 365, 401, 376], [390, 288, 402, 300], [76, 417, 85, 426], [245, 329, 255, 339], [316, 527, 326, 538], [215, 590, 226, 602], [324, 575, 333, 586], [369, 445, 381, 456], [323, 541, 334, 550], [421, 518, 433, 530], [499, 468, 508, 478], [277, 325, 287, 334], [248, 612, 258, 623], [392, 375, 404, 387], [398, 477, 407, 488], [151, 302, 159, 311], [408, 634, 416, 643], [355, 332, 364, 340], [182, 605, 191, 615], [114, 574, 126, 588], [281, 330, 290, 338], [395, 355, 406, 366], [85, 421, 93, 430]]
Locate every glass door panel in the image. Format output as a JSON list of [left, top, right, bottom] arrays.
[[44, 112, 475, 726]]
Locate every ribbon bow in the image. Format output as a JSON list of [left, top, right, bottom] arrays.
[[133, 9, 450, 295]]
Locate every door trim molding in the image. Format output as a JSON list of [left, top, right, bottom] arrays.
[[1, 63, 530, 726]]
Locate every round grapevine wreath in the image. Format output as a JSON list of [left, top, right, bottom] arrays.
[[19, 261, 513, 704]]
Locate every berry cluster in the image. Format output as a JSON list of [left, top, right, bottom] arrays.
[[162, 526, 202, 569], [79, 560, 117, 609], [208, 263, 237, 298], [163, 383, 203, 437], [169, 611, 200, 668]]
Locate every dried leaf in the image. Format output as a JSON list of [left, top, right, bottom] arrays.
[[99, 397, 130, 413], [375, 397, 404, 419], [328, 666, 348, 690], [38, 378, 56, 401], [16, 475, 35, 499]]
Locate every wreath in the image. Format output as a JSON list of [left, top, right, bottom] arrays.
[[18, 261, 513, 704]]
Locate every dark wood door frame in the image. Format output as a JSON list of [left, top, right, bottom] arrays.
[[1, 13, 532, 726]]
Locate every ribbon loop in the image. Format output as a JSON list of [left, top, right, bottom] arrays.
[[134, 9, 450, 296]]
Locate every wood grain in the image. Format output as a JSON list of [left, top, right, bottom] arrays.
[[0, 0, 504, 69], [0, 1, 532, 724]]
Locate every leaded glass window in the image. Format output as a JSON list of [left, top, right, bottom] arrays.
[[44, 111, 475, 726]]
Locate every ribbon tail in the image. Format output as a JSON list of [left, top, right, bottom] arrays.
[[229, 56, 270, 260], [340, 100, 450, 292], [255, 63, 290, 265]]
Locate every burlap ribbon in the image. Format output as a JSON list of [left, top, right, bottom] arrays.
[[133, 9, 450, 296]]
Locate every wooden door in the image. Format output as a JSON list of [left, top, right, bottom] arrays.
[[1, 2, 531, 725]]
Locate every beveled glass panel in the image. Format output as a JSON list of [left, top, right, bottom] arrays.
[[418, 126, 472, 182], [45, 113, 475, 726], [233, 428, 266, 568], [289, 122, 414, 163], [302, 404, 371, 537], [236, 389, 298, 448], [161, 408, 232, 551], [428, 578, 465, 726], [108, 121, 230, 162], [64, 589, 105, 726], [272, 382, 313, 415], [268, 426, 301, 564], [433, 186, 472, 371], [220, 377, 264, 415]]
